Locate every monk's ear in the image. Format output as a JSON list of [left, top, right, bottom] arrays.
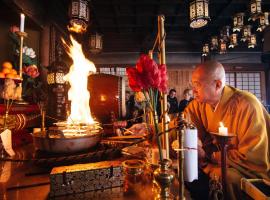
[[215, 80, 222, 89]]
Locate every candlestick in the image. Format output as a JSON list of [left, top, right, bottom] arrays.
[[20, 13, 25, 32]]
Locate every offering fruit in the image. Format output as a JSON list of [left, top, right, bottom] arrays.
[[0, 72, 5, 78], [10, 69, 17, 75], [2, 61, 13, 70], [2, 68, 11, 75], [5, 73, 16, 79]]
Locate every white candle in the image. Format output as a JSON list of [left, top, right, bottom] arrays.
[[219, 122, 228, 135], [20, 13, 25, 32]]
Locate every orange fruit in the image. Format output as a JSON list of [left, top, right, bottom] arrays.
[[2, 68, 11, 74], [10, 69, 17, 75], [14, 74, 21, 79], [0, 72, 5, 78], [2, 61, 13, 70], [5, 73, 15, 79]]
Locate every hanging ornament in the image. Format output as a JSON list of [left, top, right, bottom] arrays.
[[228, 33, 238, 48], [233, 13, 245, 32]]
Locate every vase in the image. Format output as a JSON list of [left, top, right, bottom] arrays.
[[153, 159, 175, 200]]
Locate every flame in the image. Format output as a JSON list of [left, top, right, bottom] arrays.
[[68, 23, 87, 33], [219, 122, 224, 127], [62, 36, 96, 125]]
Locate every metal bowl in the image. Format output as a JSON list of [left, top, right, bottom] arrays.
[[33, 130, 102, 154]]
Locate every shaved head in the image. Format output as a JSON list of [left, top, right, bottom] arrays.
[[191, 60, 226, 106], [193, 60, 226, 85]]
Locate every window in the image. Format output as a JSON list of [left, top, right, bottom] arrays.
[[225, 72, 262, 101]]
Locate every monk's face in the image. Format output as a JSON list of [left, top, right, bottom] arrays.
[[191, 68, 217, 104]]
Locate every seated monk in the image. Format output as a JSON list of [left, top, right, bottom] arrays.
[[183, 60, 270, 200]]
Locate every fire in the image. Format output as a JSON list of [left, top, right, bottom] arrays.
[[62, 36, 96, 125]]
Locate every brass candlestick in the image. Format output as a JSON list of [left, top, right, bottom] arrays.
[[15, 31, 28, 103], [211, 132, 236, 200]]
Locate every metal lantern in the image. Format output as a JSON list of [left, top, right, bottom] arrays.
[[219, 39, 227, 54], [257, 12, 269, 32], [202, 43, 209, 57], [241, 25, 252, 42], [220, 26, 231, 42], [89, 33, 103, 54], [189, 0, 210, 29], [233, 13, 245, 32], [249, 0, 262, 21], [68, 0, 89, 33], [210, 36, 218, 51], [248, 34, 257, 48], [229, 33, 238, 48]]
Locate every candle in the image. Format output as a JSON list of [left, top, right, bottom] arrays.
[[20, 13, 25, 32], [219, 122, 228, 135]]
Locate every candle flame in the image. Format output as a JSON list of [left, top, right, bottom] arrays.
[[62, 36, 96, 125], [219, 122, 224, 127]]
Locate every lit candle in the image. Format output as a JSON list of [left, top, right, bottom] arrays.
[[20, 13, 25, 32], [219, 122, 228, 135]]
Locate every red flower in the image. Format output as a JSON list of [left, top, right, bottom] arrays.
[[158, 64, 168, 93], [23, 65, 40, 78], [10, 26, 19, 33], [126, 67, 142, 92]]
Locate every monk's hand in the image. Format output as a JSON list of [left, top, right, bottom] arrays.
[[198, 139, 206, 159]]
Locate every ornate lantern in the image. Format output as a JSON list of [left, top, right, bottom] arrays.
[[219, 39, 227, 54], [233, 13, 245, 32], [68, 0, 89, 33], [249, 0, 262, 21], [248, 34, 257, 48], [202, 43, 209, 57], [229, 33, 238, 48], [47, 45, 68, 121], [241, 25, 252, 42], [189, 0, 210, 29], [210, 36, 218, 51], [89, 33, 103, 54], [257, 12, 269, 32]]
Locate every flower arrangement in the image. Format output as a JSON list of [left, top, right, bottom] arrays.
[[126, 54, 168, 161], [8, 25, 44, 103]]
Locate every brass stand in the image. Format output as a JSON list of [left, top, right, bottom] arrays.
[[15, 31, 28, 104], [211, 133, 236, 200]]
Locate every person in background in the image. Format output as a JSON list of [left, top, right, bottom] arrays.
[[167, 89, 178, 119], [178, 88, 193, 113], [184, 60, 270, 200]]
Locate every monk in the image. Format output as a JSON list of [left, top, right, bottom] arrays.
[[184, 60, 270, 200]]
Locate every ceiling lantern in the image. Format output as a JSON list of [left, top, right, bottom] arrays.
[[248, 34, 257, 48], [189, 0, 210, 29], [219, 39, 227, 54], [89, 33, 103, 54], [228, 33, 238, 48], [241, 25, 252, 42], [202, 43, 210, 57], [68, 0, 89, 33], [233, 13, 245, 32], [249, 0, 262, 21], [210, 36, 218, 51], [257, 12, 269, 32]]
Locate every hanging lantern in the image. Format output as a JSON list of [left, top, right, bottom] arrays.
[[241, 25, 252, 42], [257, 12, 269, 32], [210, 36, 218, 51], [89, 33, 103, 54], [228, 33, 238, 48], [233, 13, 245, 32], [202, 43, 209, 57], [219, 39, 227, 54], [68, 0, 89, 33], [220, 26, 231, 42], [249, 0, 262, 21], [189, 0, 210, 29], [248, 34, 257, 48]]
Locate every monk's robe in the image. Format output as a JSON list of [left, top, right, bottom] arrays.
[[185, 85, 270, 180]]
